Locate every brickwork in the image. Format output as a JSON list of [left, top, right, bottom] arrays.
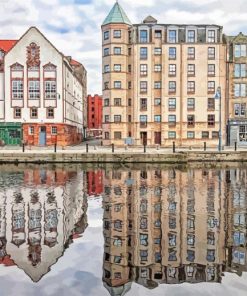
[[87, 94, 102, 137]]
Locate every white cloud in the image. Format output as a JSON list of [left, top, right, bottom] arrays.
[[0, 0, 247, 94]]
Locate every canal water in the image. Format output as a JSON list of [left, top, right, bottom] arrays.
[[0, 163, 246, 296]]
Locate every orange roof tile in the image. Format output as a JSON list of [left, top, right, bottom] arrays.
[[70, 58, 81, 67], [0, 40, 18, 53]]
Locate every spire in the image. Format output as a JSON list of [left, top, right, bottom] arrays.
[[102, 1, 132, 26]]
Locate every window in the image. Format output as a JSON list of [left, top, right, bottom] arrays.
[[128, 47, 131, 55], [104, 115, 110, 123], [169, 64, 176, 76], [104, 64, 110, 73], [168, 131, 176, 139], [234, 44, 247, 57], [208, 30, 216, 43], [208, 114, 215, 127], [202, 131, 209, 138], [114, 115, 121, 123], [169, 47, 176, 59], [154, 115, 161, 122], [104, 98, 109, 106], [187, 98, 195, 110], [105, 132, 109, 139], [30, 108, 38, 118], [169, 30, 176, 43], [114, 47, 121, 55], [187, 131, 195, 138], [29, 126, 34, 135], [187, 115, 195, 127], [47, 108, 54, 118], [188, 30, 195, 43], [28, 80, 40, 99], [234, 83, 246, 97], [140, 98, 147, 110], [154, 64, 162, 72], [140, 115, 147, 127], [187, 64, 195, 76], [140, 64, 147, 76], [114, 98, 121, 106], [169, 81, 176, 93], [128, 64, 131, 72], [104, 82, 109, 90], [168, 115, 176, 125], [208, 81, 215, 93], [154, 47, 162, 55], [208, 47, 215, 59], [187, 81, 195, 93], [212, 131, 219, 138], [113, 30, 121, 38], [104, 31, 109, 40], [114, 81, 121, 89], [114, 132, 122, 139], [154, 98, 161, 105], [154, 81, 161, 89], [45, 81, 56, 99], [104, 48, 109, 56], [128, 81, 131, 89], [235, 64, 246, 78], [140, 30, 148, 43], [208, 64, 215, 76], [140, 47, 147, 59], [234, 103, 246, 116], [51, 126, 57, 135], [155, 30, 162, 38], [12, 80, 23, 99], [13, 108, 21, 118], [169, 98, 176, 110], [128, 98, 132, 106], [239, 125, 247, 142], [140, 81, 147, 93], [208, 98, 215, 110], [188, 47, 195, 59]]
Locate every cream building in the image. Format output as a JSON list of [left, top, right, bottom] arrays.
[[102, 2, 226, 147]]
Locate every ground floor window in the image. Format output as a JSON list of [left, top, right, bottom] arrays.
[[51, 126, 57, 135], [239, 125, 247, 142]]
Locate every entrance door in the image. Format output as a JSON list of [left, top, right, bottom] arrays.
[[140, 132, 147, 145], [154, 132, 161, 145], [39, 126, 46, 146]]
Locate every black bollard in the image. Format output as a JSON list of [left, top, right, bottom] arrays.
[[112, 143, 114, 153], [54, 143, 57, 153], [101, 140, 103, 146], [22, 143, 25, 153], [144, 145, 146, 153], [173, 141, 175, 153], [204, 142, 206, 151], [86, 143, 89, 153], [235, 142, 237, 151]]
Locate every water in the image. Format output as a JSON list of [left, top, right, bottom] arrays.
[[0, 163, 247, 296]]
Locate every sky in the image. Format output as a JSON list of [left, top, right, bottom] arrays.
[[0, 0, 247, 94]]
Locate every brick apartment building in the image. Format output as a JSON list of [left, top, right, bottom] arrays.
[[87, 94, 102, 137]]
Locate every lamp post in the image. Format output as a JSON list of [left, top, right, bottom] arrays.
[[215, 87, 222, 152]]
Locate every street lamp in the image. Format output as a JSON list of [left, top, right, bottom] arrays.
[[215, 86, 222, 152]]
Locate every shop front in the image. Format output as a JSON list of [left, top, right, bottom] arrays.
[[0, 123, 22, 146], [228, 120, 247, 146]]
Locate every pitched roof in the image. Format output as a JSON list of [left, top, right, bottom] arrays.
[[0, 40, 18, 53], [102, 2, 131, 26], [143, 15, 157, 24]]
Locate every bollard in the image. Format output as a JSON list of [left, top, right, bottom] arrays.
[[112, 143, 114, 153], [86, 143, 89, 153], [54, 143, 57, 153], [204, 142, 206, 151], [173, 141, 175, 153], [100, 140, 103, 146], [22, 143, 25, 153], [235, 142, 237, 151], [144, 145, 146, 153]]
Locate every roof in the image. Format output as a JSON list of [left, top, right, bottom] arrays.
[[143, 15, 157, 24], [70, 58, 82, 67], [0, 40, 18, 52], [102, 2, 131, 26]]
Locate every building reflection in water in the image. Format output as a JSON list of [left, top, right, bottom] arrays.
[[0, 166, 88, 282], [102, 168, 247, 295]]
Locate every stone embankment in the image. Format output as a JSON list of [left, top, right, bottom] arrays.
[[0, 151, 246, 163]]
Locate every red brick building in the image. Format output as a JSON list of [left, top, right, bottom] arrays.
[[87, 94, 102, 137]]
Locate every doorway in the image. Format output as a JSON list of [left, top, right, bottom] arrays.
[[140, 132, 147, 145], [154, 132, 161, 145], [39, 126, 46, 146]]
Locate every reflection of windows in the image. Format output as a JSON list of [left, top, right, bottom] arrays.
[[113, 237, 122, 246], [140, 250, 148, 261], [233, 232, 245, 246], [140, 185, 147, 196], [233, 250, 245, 265], [140, 200, 147, 213], [114, 187, 122, 195], [154, 220, 161, 228], [114, 204, 121, 212], [187, 234, 195, 246], [154, 203, 161, 212], [140, 234, 148, 246], [141, 268, 148, 278], [168, 267, 176, 278], [207, 232, 215, 245], [187, 250, 195, 262], [169, 216, 176, 229], [168, 201, 176, 213], [186, 266, 195, 277], [114, 256, 122, 264], [155, 252, 161, 263], [154, 237, 161, 244], [114, 220, 122, 229], [168, 233, 176, 246], [207, 249, 215, 262], [114, 272, 122, 279], [104, 186, 111, 195], [154, 186, 162, 196], [208, 216, 217, 228], [168, 249, 177, 261], [140, 217, 147, 229]]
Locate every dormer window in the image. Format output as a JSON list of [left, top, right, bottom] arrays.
[[208, 30, 216, 43], [188, 30, 195, 43], [140, 30, 148, 43], [169, 30, 176, 43]]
